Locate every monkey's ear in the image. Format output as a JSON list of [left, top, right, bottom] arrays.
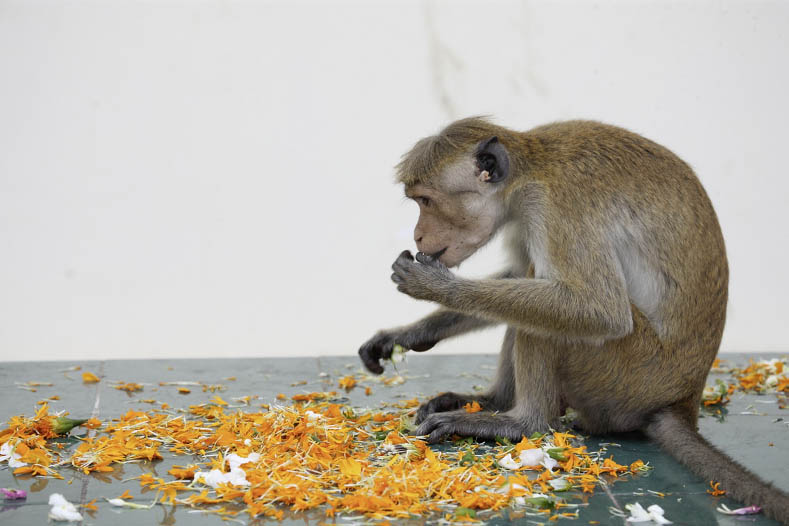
[[475, 136, 510, 183]]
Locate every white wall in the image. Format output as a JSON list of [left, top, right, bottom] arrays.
[[1, 0, 787, 362]]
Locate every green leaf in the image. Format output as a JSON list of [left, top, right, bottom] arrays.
[[495, 436, 512, 446], [524, 496, 555, 509], [546, 447, 568, 461], [528, 431, 545, 441], [459, 450, 475, 466], [52, 417, 89, 435], [454, 507, 477, 518]]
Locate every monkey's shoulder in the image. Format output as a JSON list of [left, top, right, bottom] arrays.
[[528, 120, 681, 164]]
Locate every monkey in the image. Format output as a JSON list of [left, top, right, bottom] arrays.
[[358, 117, 789, 523]]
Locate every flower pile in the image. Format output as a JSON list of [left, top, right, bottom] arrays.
[[0, 393, 650, 522], [0, 403, 100, 477], [703, 358, 789, 407]]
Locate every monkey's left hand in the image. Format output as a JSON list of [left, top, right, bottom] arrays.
[[391, 250, 455, 302]]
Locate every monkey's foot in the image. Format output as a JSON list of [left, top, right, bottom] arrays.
[[415, 392, 480, 424], [414, 410, 535, 444]]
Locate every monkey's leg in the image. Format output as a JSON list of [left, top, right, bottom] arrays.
[[416, 327, 516, 424], [415, 332, 562, 443]]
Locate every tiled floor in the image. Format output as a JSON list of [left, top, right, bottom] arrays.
[[0, 353, 786, 525]]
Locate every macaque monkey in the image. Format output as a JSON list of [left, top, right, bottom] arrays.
[[358, 118, 788, 523]]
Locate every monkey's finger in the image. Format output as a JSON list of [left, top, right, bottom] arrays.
[[391, 259, 411, 275], [427, 426, 453, 444], [414, 252, 432, 265], [413, 416, 439, 437], [415, 251, 448, 271], [393, 250, 414, 270], [391, 272, 404, 284], [414, 419, 453, 444], [397, 250, 414, 262]]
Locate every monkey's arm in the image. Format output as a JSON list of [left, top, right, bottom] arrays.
[[359, 269, 514, 374], [393, 250, 633, 341]]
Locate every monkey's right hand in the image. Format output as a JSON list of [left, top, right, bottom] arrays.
[[358, 330, 438, 374]]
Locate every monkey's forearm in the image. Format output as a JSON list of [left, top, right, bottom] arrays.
[[358, 308, 496, 373], [404, 268, 514, 344], [441, 278, 632, 340], [401, 308, 498, 347]]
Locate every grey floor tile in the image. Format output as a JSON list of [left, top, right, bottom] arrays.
[[1, 353, 787, 525]]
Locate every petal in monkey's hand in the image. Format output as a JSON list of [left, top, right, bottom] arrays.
[[391, 250, 454, 301]]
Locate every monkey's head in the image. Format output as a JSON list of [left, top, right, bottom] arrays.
[[396, 118, 514, 268]]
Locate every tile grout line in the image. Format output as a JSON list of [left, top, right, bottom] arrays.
[[600, 480, 629, 526], [78, 361, 104, 517]]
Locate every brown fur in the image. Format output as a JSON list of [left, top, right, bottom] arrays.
[[359, 117, 789, 523]]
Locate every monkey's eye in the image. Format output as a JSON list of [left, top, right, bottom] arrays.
[[416, 196, 431, 207], [478, 153, 497, 173]]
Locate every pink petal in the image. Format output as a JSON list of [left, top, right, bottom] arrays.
[[1, 488, 27, 500], [731, 506, 762, 515]]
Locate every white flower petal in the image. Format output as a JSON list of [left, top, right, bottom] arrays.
[[108, 498, 126, 506], [0, 441, 27, 468], [48, 494, 83, 522], [194, 466, 252, 488], [647, 504, 672, 524], [7, 456, 27, 468], [549, 477, 570, 491], [541, 456, 559, 470], [625, 502, 652, 522], [48, 494, 69, 507], [305, 410, 322, 422], [226, 452, 260, 471], [498, 453, 521, 470], [518, 449, 543, 466]]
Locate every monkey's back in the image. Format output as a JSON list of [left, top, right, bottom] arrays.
[[522, 121, 729, 429]]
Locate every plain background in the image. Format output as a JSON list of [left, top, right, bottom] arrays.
[[1, 0, 787, 362]]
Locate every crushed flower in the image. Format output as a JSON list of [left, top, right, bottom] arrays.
[[707, 480, 725, 496], [0, 394, 650, 522], [464, 401, 482, 413], [338, 375, 357, 391], [114, 382, 143, 393]]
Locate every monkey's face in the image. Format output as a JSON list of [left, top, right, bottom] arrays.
[[406, 156, 506, 268]]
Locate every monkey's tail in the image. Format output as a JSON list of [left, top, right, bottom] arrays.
[[645, 408, 789, 525]]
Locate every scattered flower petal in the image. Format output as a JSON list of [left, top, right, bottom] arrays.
[[518, 448, 544, 467], [1, 488, 27, 499], [717, 503, 762, 515], [625, 502, 672, 524], [81, 372, 100, 383], [0, 441, 26, 468], [498, 453, 521, 470], [48, 493, 83, 522]]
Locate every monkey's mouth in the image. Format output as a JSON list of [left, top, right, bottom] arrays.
[[430, 247, 448, 260]]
